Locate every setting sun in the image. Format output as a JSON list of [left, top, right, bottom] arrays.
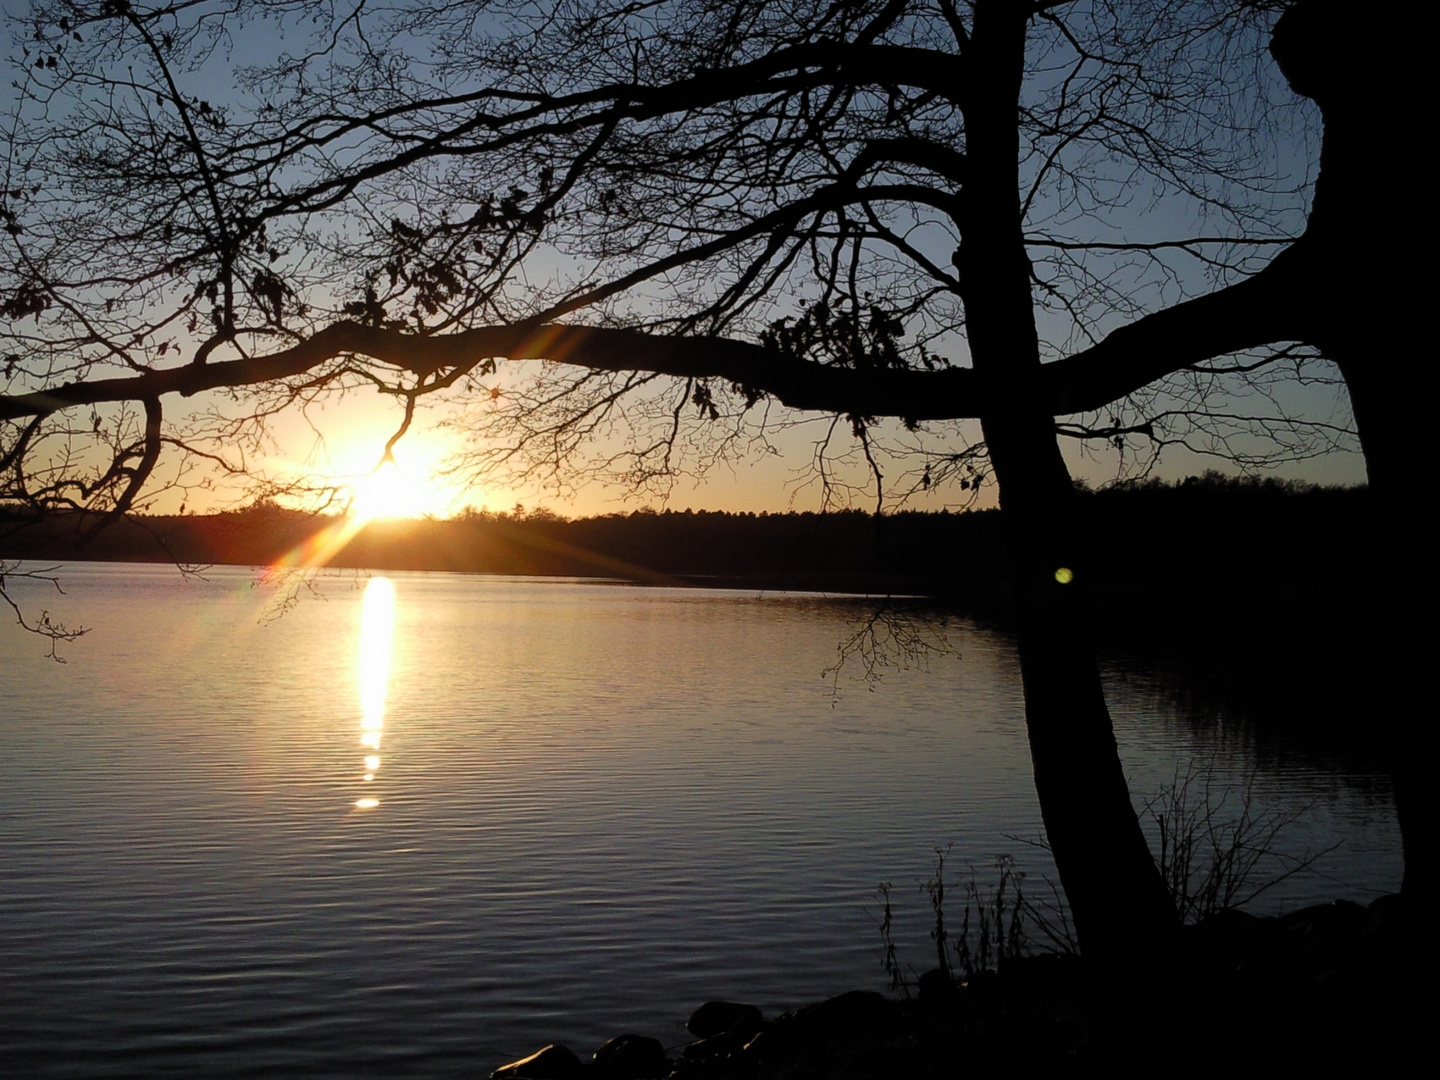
[[328, 428, 476, 521], [349, 458, 433, 522]]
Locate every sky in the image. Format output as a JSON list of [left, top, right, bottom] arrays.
[[2, 1, 1367, 521], [194, 379, 1365, 521]]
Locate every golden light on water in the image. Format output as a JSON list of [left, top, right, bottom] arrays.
[[359, 577, 395, 728], [355, 576, 396, 809]]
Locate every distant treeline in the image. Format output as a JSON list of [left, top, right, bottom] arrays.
[[1, 473, 1375, 610], [0, 499, 1003, 599]]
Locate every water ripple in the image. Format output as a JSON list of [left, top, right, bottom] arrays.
[[1, 564, 1402, 1077]]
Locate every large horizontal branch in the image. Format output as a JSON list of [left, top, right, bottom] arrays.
[[1, 322, 989, 422], [1045, 245, 1312, 414], [1, 246, 1319, 426]]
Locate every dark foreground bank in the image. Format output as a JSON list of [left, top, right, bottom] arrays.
[[492, 895, 1418, 1078]]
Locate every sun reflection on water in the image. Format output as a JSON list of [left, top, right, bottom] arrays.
[[355, 576, 395, 808]]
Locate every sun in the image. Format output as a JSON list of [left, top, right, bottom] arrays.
[[271, 400, 478, 522], [347, 456, 445, 522]]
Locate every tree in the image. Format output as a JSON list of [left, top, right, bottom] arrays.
[[2, 0, 1413, 954]]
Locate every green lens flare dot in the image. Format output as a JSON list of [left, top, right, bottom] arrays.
[[1054, 567, 1074, 584]]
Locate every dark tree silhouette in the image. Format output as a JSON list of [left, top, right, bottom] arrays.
[[2, 0, 1412, 952]]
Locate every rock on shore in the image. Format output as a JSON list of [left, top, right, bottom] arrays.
[[492, 895, 1421, 1078]]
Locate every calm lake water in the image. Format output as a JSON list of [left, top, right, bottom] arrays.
[[0, 563, 1402, 1077]]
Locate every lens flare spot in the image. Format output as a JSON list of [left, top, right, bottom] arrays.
[[355, 797, 380, 809]]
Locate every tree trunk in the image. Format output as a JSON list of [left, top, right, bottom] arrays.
[[959, 3, 1178, 960], [1270, 0, 1429, 904], [987, 413, 1181, 958], [1328, 351, 1430, 903]]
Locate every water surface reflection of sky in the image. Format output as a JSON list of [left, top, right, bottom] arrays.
[[0, 565, 1402, 1078]]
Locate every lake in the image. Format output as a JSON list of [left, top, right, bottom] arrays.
[[0, 563, 1402, 1077]]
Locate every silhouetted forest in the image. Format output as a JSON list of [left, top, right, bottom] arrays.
[[0, 472, 1374, 619], [0, 473, 1371, 599]]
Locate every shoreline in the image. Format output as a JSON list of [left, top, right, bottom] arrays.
[[494, 893, 1416, 1077]]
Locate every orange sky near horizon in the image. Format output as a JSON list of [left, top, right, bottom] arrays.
[[140, 377, 1368, 523]]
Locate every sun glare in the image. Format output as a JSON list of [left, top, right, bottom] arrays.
[[348, 457, 439, 522]]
